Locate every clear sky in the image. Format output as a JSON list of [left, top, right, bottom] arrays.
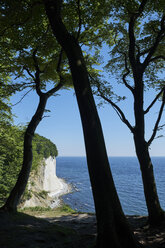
[[11, 83, 165, 157]]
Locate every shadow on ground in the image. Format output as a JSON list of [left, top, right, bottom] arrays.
[[0, 212, 96, 248], [0, 212, 165, 248]]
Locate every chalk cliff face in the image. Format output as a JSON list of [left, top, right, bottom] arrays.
[[43, 157, 65, 196], [22, 156, 70, 208]]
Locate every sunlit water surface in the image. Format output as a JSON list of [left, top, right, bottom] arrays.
[[56, 157, 165, 215]]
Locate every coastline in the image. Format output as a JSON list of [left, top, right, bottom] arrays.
[[56, 156, 165, 214], [43, 156, 72, 208], [22, 156, 72, 209], [49, 178, 72, 208]]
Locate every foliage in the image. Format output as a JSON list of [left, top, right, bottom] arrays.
[[90, 0, 165, 223], [0, 0, 109, 95], [20, 206, 51, 212], [22, 189, 33, 201], [33, 134, 58, 159], [59, 204, 77, 214], [20, 204, 77, 216], [0, 125, 23, 204], [93, 0, 165, 140], [0, 125, 58, 205], [37, 190, 49, 199], [0, 0, 112, 208]]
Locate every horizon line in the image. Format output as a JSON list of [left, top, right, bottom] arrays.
[[57, 155, 165, 158]]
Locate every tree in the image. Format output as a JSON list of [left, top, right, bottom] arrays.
[[0, 124, 58, 206], [92, 0, 165, 225], [0, 65, 23, 198], [1, 50, 64, 212], [43, 0, 142, 247], [0, 0, 70, 211], [0, 0, 101, 212], [33, 133, 58, 160], [0, 125, 23, 205]]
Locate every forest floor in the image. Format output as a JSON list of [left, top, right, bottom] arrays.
[[0, 207, 165, 248]]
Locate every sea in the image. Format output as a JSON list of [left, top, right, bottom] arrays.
[[56, 156, 165, 215]]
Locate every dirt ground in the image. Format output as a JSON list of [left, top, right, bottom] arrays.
[[0, 211, 165, 248]]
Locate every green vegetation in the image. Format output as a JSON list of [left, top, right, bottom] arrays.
[[0, 125, 23, 205], [92, 0, 165, 225], [32, 133, 58, 171], [20, 205, 77, 217], [33, 134, 58, 160], [0, 125, 58, 206], [37, 190, 49, 199], [0, 0, 164, 246]]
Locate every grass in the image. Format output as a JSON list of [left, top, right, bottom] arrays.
[[19, 204, 77, 217]]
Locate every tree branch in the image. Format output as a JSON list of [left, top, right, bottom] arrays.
[[128, 16, 136, 68], [144, 87, 165, 114], [138, 47, 151, 57], [122, 52, 134, 94], [56, 49, 63, 74], [76, 0, 82, 41], [23, 66, 35, 80], [116, 45, 134, 94], [128, 0, 148, 68], [99, 93, 134, 133], [32, 46, 64, 98], [47, 49, 64, 96], [149, 55, 165, 63], [90, 74, 135, 133], [136, 0, 148, 16], [10, 88, 33, 107], [47, 81, 63, 96], [32, 49, 43, 96], [135, 43, 141, 61], [143, 15, 165, 68], [32, 49, 41, 73], [147, 88, 165, 146]]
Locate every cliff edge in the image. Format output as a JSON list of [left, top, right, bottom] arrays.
[[22, 156, 70, 208]]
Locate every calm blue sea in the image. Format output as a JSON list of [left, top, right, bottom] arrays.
[[56, 157, 165, 215]]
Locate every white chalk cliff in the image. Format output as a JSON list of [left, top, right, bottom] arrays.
[[22, 156, 70, 208]]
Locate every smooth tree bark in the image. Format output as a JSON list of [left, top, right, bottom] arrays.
[[43, 1, 142, 247], [1, 55, 63, 212]]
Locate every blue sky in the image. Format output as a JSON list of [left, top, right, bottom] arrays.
[[10, 37, 165, 157], [11, 84, 165, 157]]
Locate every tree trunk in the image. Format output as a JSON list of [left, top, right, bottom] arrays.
[[134, 133, 164, 225], [1, 94, 48, 212], [71, 61, 140, 247], [133, 76, 164, 225], [43, 2, 141, 247]]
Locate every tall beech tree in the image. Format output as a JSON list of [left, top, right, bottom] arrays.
[[43, 1, 142, 247], [93, 0, 165, 225]]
